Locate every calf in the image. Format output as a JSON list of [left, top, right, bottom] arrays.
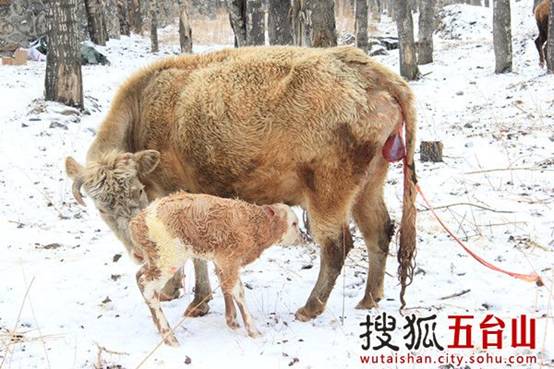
[[129, 191, 302, 346]]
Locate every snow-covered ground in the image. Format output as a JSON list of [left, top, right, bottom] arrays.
[[0, 1, 552, 368]]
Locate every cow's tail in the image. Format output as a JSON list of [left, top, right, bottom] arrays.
[[386, 79, 418, 310]]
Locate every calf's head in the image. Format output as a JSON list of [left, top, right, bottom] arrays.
[[65, 150, 160, 231], [267, 204, 303, 245]]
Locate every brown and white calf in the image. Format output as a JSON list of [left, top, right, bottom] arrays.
[[129, 191, 302, 346]]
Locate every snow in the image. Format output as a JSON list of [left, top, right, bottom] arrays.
[[0, 1, 552, 368]]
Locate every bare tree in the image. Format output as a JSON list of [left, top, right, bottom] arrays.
[[105, 0, 121, 39], [493, 0, 512, 73], [369, 0, 381, 22], [394, 0, 419, 79], [418, 0, 435, 64], [228, 0, 247, 46], [546, 1, 554, 72], [179, 0, 193, 53], [45, 0, 83, 109], [355, 0, 369, 53], [246, 0, 265, 45], [149, 0, 159, 52], [268, 0, 294, 45], [118, 0, 131, 35], [304, 0, 337, 47], [291, 0, 307, 46], [129, 0, 143, 34], [85, 0, 108, 45]]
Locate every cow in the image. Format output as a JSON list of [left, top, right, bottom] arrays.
[[65, 45, 417, 322], [535, 0, 551, 67]]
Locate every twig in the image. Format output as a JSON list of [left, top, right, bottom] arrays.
[[465, 167, 554, 174], [418, 202, 514, 214], [0, 277, 35, 369], [439, 289, 471, 300], [95, 342, 129, 369]]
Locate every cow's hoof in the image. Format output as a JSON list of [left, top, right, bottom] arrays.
[[184, 299, 210, 317], [159, 289, 181, 302], [295, 304, 323, 322], [355, 298, 379, 310]]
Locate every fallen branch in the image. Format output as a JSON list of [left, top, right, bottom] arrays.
[[465, 167, 554, 175], [418, 202, 514, 214], [439, 289, 471, 300]]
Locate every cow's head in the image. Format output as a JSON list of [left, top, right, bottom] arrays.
[[65, 150, 160, 235]]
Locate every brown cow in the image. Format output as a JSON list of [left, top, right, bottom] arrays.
[[535, 0, 551, 67], [65, 46, 417, 321]]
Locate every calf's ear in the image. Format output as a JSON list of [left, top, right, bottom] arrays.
[[65, 156, 84, 179], [263, 205, 276, 217], [135, 150, 160, 175]]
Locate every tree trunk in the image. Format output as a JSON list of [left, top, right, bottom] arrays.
[[493, 0, 512, 73], [418, 0, 435, 64], [484, 0, 490, 7], [149, 0, 159, 52], [369, 0, 381, 22], [118, 0, 131, 35], [105, 0, 121, 39], [394, 0, 419, 79], [246, 0, 265, 45], [179, 0, 193, 53], [547, 0, 554, 71], [45, 0, 83, 109], [355, 0, 369, 53], [291, 0, 308, 46], [304, 0, 337, 47], [129, 0, 143, 34], [228, 0, 247, 47], [470, 0, 481, 5], [420, 141, 443, 162], [84, 0, 108, 45], [268, 0, 294, 45]]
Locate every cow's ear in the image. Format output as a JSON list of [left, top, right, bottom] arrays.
[[263, 205, 276, 217], [65, 156, 84, 179], [135, 150, 160, 175]]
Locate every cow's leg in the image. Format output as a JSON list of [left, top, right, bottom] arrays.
[[184, 259, 212, 317], [536, 34, 546, 67], [294, 173, 356, 321], [160, 268, 183, 301], [232, 278, 260, 338], [215, 263, 242, 330], [137, 266, 179, 346], [352, 159, 392, 309]]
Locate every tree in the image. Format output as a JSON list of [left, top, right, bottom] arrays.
[[546, 1, 554, 72], [228, 0, 247, 46], [369, 0, 381, 22], [304, 0, 337, 47], [45, 0, 83, 109], [246, 0, 264, 45], [394, 0, 419, 79], [84, 0, 108, 45], [291, 0, 307, 46], [418, 0, 435, 64], [355, 0, 369, 53], [118, 0, 131, 35], [179, 0, 193, 53], [129, 0, 143, 34], [105, 0, 121, 39], [149, 0, 159, 52], [268, 0, 294, 45], [493, 0, 512, 73]]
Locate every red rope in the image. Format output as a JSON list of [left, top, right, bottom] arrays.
[[385, 124, 544, 287]]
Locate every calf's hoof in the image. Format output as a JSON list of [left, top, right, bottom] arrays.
[[226, 318, 240, 330], [184, 299, 210, 317], [247, 328, 261, 338], [159, 290, 181, 302], [163, 333, 180, 347], [295, 302, 324, 322]]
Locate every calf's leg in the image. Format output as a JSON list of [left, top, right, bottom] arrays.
[[232, 278, 260, 337], [137, 266, 180, 346], [215, 265, 239, 329]]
